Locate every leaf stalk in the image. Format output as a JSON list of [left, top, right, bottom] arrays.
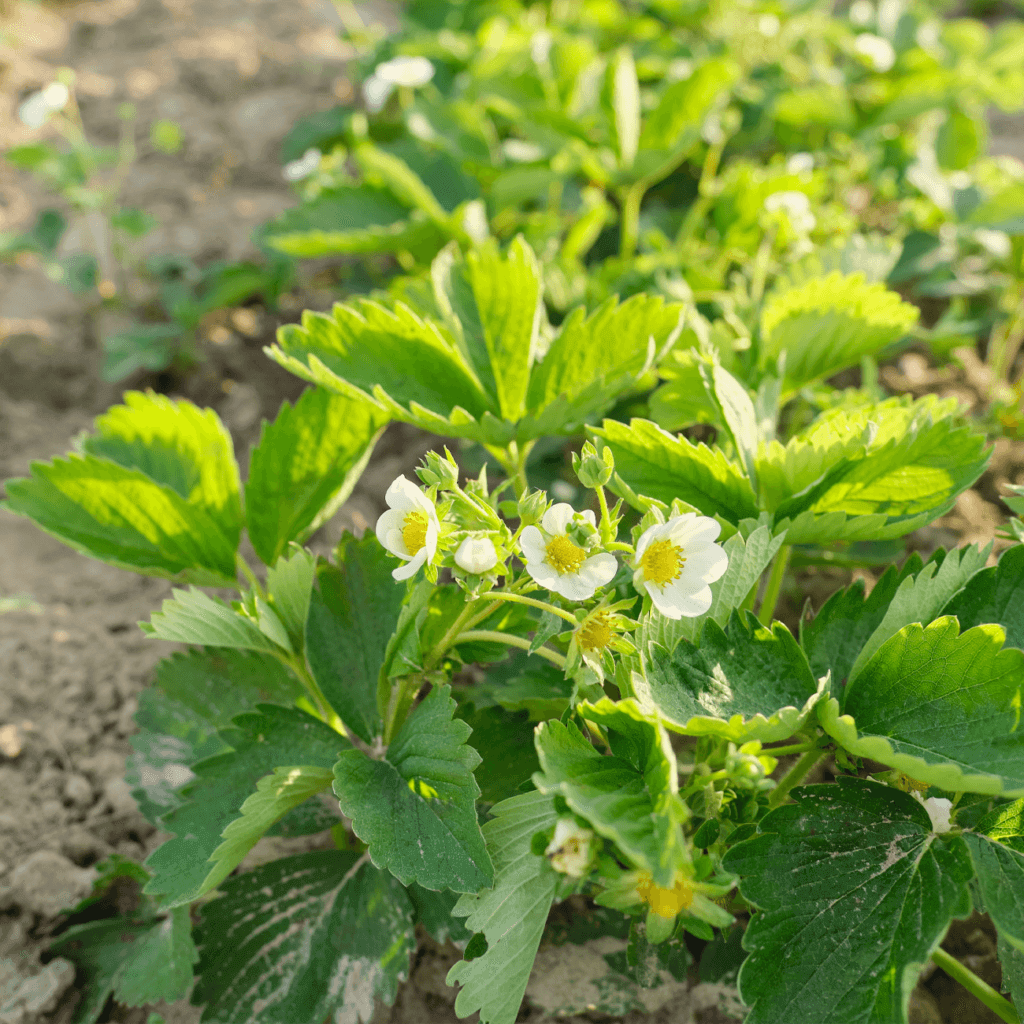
[[455, 629, 567, 669], [931, 947, 1020, 1024], [767, 749, 827, 809]]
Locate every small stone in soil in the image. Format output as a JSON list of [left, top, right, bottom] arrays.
[[102, 777, 138, 817], [62, 773, 94, 808], [9, 851, 96, 918]]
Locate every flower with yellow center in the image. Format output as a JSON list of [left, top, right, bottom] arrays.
[[519, 503, 617, 601], [375, 475, 440, 581], [633, 514, 728, 619], [635, 871, 694, 918], [578, 611, 614, 654]]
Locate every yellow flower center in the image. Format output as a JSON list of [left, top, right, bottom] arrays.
[[579, 612, 613, 652], [640, 539, 685, 587], [402, 510, 430, 556], [545, 534, 587, 575], [635, 872, 694, 918]]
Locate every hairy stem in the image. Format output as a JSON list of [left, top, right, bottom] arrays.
[[423, 599, 499, 669], [487, 591, 578, 624], [758, 545, 791, 625], [767, 749, 827, 809], [455, 629, 567, 669], [762, 739, 822, 758], [932, 948, 1020, 1024]]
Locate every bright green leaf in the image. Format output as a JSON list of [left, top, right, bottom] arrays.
[[639, 59, 737, 156], [265, 546, 315, 651], [965, 801, 1024, 953], [723, 778, 972, 1024], [333, 684, 492, 892], [699, 360, 759, 491], [607, 48, 640, 169], [245, 387, 387, 565], [141, 587, 278, 651], [942, 543, 1024, 652]]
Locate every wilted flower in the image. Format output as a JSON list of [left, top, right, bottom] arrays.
[[375, 475, 440, 580], [854, 33, 896, 72], [520, 504, 617, 602], [633, 514, 728, 619], [454, 536, 499, 575], [18, 82, 70, 129], [282, 147, 322, 182], [915, 793, 954, 834], [545, 817, 595, 878]]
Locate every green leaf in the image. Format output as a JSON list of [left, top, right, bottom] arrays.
[[447, 790, 559, 1024], [144, 704, 348, 908], [406, 882, 471, 946], [723, 778, 972, 1024], [141, 587, 278, 651], [126, 649, 300, 824], [266, 297, 502, 443], [245, 387, 387, 566], [264, 546, 315, 651], [475, 660, 572, 721], [641, 612, 825, 744], [525, 296, 684, 438], [999, 932, 1024, 1007], [820, 618, 1024, 796], [699, 360, 759, 492], [457, 704, 542, 804], [607, 48, 640, 169], [101, 324, 179, 382], [942, 543, 1024, 652], [2, 454, 238, 585], [50, 906, 197, 1022], [846, 542, 991, 683], [969, 183, 1024, 234], [533, 704, 687, 886], [964, 801, 1024, 952], [193, 851, 414, 1024], [759, 272, 919, 393], [355, 142, 454, 229], [84, 391, 241, 542], [595, 418, 759, 523], [639, 59, 736, 156], [431, 236, 542, 421], [306, 536, 403, 744], [264, 184, 439, 256], [333, 684, 492, 892], [638, 522, 786, 653]]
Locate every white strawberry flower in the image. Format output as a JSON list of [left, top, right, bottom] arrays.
[[519, 503, 617, 602], [633, 514, 728, 619], [375, 475, 440, 581], [455, 536, 498, 575], [545, 817, 595, 878], [914, 793, 953, 834]]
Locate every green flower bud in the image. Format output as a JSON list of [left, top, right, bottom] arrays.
[[572, 441, 614, 489], [517, 488, 548, 525], [417, 448, 460, 490]]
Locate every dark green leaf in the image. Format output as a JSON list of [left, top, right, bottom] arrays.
[[942, 543, 1024, 652], [458, 703, 541, 804], [406, 882, 471, 946]]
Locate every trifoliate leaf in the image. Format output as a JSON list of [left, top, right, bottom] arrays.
[[432, 236, 542, 421], [306, 536, 403, 743], [447, 790, 559, 1024], [2, 454, 238, 585], [641, 611, 825, 744], [638, 522, 786, 653], [456, 704, 542, 805], [264, 184, 440, 256], [759, 272, 919, 393], [406, 882, 471, 946], [126, 649, 301, 824], [820, 618, 1024, 796], [723, 778, 972, 1024], [595, 418, 759, 523], [245, 387, 387, 565], [84, 390, 241, 546], [964, 800, 1024, 952], [140, 587, 279, 651], [942, 543, 1024, 652], [144, 705, 348, 908], [524, 297, 683, 439], [193, 851, 414, 1024], [846, 542, 991, 683], [533, 708, 687, 886], [50, 906, 197, 1022], [333, 684, 492, 892]]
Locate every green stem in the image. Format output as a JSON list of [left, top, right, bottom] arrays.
[[455, 629, 567, 669], [236, 552, 265, 598], [619, 182, 645, 258], [423, 599, 494, 670], [932, 948, 1020, 1024], [767, 749, 826, 809], [487, 592, 578, 625], [675, 136, 726, 248], [763, 739, 820, 758], [758, 545, 791, 625], [595, 485, 614, 545]]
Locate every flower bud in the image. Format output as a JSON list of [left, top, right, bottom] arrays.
[[573, 441, 614, 489], [517, 489, 548, 525], [417, 449, 460, 490], [454, 536, 499, 575], [545, 817, 595, 878]]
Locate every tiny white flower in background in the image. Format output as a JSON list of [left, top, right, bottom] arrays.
[[501, 139, 545, 164], [758, 13, 780, 37], [530, 30, 553, 65], [764, 190, 816, 235], [786, 152, 815, 177], [914, 793, 954, 834], [18, 82, 69, 129], [375, 475, 440, 581], [461, 199, 489, 243], [849, 0, 875, 27], [374, 55, 435, 88], [975, 229, 1012, 260], [545, 817, 594, 878], [633, 514, 728, 619], [282, 147, 322, 182], [520, 503, 617, 602], [362, 74, 392, 114], [455, 536, 499, 575], [854, 33, 896, 73]]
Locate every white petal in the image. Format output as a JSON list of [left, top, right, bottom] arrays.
[[679, 543, 729, 583], [519, 526, 547, 564], [385, 474, 431, 514], [579, 552, 617, 589], [633, 568, 650, 595], [455, 537, 498, 574], [526, 560, 562, 591], [548, 572, 598, 602], [424, 519, 439, 560], [579, 509, 597, 528], [392, 547, 426, 581], [667, 514, 719, 547], [650, 579, 713, 619], [376, 508, 405, 552], [542, 503, 576, 535], [634, 519, 672, 561], [386, 528, 408, 557]]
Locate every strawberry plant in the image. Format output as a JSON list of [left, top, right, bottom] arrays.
[[4, 232, 1024, 1024]]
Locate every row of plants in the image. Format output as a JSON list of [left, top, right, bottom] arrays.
[[3, 1, 1024, 1023]]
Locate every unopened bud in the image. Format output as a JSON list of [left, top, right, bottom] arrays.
[[417, 448, 460, 490], [517, 489, 547, 525], [545, 817, 595, 878], [573, 441, 614, 489], [454, 536, 499, 575]]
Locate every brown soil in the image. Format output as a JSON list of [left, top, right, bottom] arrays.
[[1, 0, 1024, 1021]]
